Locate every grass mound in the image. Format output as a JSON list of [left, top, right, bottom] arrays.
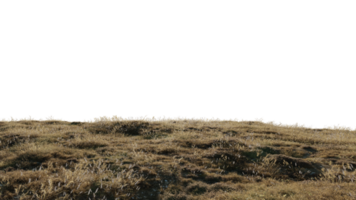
[[0, 116, 355, 200]]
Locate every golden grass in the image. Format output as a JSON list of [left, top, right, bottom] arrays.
[[0, 115, 355, 200]]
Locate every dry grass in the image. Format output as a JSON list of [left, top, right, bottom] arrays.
[[0, 115, 355, 200]]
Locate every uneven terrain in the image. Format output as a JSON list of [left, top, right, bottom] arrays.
[[0, 116, 355, 200]]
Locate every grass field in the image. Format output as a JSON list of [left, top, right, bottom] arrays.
[[0, 116, 355, 200]]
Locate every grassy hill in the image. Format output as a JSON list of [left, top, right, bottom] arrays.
[[0, 116, 355, 200]]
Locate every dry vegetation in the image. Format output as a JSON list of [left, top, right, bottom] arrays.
[[0, 115, 355, 200]]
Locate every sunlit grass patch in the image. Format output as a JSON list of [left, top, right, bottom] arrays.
[[0, 115, 355, 199]]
